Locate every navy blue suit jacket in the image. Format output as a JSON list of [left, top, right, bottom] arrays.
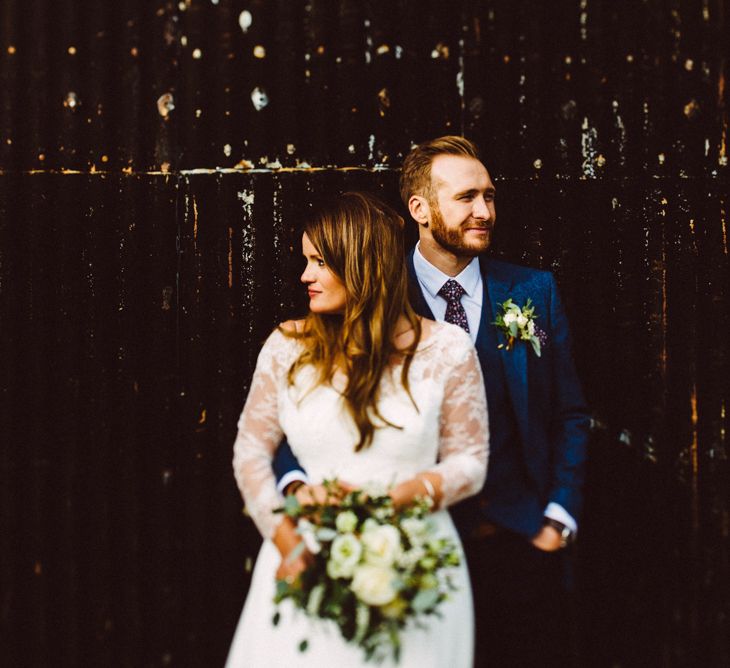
[[273, 251, 589, 532]]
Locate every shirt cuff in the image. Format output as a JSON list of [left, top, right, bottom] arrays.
[[277, 470, 308, 496], [544, 502, 577, 534]]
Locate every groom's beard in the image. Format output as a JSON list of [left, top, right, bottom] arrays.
[[429, 204, 492, 258]]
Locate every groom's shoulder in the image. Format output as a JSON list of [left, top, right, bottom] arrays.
[[481, 256, 553, 284]]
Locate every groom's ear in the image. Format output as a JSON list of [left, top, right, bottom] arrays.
[[408, 195, 430, 227]]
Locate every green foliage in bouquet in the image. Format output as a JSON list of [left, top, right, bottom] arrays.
[[273, 480, 462, 663]]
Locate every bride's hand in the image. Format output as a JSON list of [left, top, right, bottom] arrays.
[[273, 516, 312, 584], [294, 481, 356, 506]]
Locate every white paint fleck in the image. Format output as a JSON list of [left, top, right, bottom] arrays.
[[181, 35, 188, 47], [286, 143, 296, 155], [192, 48, 202, 59], [395, 45, 403, 59], [611, 197, 620, 210], [157, 93, 175, 118], [626, 53, 633, 63], [705, 138, 710, 156], [580, 116, 598, 178], [658, 153, 666, 164], [239, 10, 253, 33], [376, 44, 390, 55], [223, 143, 232, 157], [684, 59, 694, 71], [178, 1, 186, 11], [195, 108, 202, 118], [348, 144, 356, 154], [237, 190, 255, 217], [720, 156, 728, 166], [456, 70, 464, 98], [533, 158, 542, 169], [266, 159, 282, 169], [368, 134, 375, 161], [251, 87, 269, 111], [211, 0, 219, 4], [253, 45, 266, 58]]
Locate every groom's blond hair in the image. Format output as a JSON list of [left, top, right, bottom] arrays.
[[399, 135, 480, 206]]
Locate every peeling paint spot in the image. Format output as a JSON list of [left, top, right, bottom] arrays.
[[266, 159, 282, 169], [377, 88, 390, 117], [181, 35, 188, 47], [235, 159, 255, 170], [239, 10, 252, 33], [431, 42, 450, 59], [683, 99, 699, 118], [253, 45, 266, 58], [160, 161, 171, 173], [67, 46, 77, 55], [223, 143, 232, 157], [192, 48, 202, 59], [626, 54, 634, 63], [395, 45, 403, 59], [7, 46, 16, 55], [64, 92, 79, 109], [195, 108, 202, 118], [596, 154, 606, 167], [564, 55, 572, 65], [533, 158, 542, 169], [130, 47, 139, 57], [348, 144, 356, 154], [162, 286, 174, 310], [157, 93, 175, 118], [376, 44, 390, 55], [658, 153, 666, 164], [251, 87, 268, 111], [684, 59, 694, 71], [286, 144, 296, 155]]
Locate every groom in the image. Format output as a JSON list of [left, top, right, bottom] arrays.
[[275, 136, 589, 666]]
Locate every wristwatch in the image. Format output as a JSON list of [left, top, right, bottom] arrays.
[[543, 518, 575, 548]]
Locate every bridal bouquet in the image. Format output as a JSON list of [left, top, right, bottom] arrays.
[[273, 480, 462, 663]]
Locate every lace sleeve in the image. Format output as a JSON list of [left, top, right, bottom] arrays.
[[232, 329, 292, 539], [427, 333, 490, 508]]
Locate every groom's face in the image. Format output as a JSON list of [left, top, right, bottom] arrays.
[[426, 155, 496, 258]]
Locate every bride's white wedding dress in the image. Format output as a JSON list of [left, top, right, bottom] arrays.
[[227, 321, 489, 667]]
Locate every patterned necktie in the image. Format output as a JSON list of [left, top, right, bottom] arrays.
[[438, 279, 470, 333]]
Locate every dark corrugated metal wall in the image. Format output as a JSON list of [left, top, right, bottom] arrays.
[[1, 1, 728, 666]]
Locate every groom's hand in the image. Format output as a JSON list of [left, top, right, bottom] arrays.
[[531, 525, 562, 552]]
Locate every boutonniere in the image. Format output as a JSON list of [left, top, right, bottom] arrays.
[[493, 298, 546, 357]]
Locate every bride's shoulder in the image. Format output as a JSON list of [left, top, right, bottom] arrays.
[[258, 320, 304, 361], [419, 320, 475, 360]]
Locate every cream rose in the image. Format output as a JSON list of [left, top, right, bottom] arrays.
[[335, 510, 358, 534], [351, 564, 398, 606], [361, 525, 402, 567]]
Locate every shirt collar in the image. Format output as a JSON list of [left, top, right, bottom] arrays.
[[413, 242, 481, 299]]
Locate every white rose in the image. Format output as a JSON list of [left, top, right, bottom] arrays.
[[503, 311, 518, 325], [327, 533, 362, 579], [335, 510, 358, 534], [361, 518, 380, 534], [527, 319, 535, 336], [361, 525, 402, 567], [397, 545, 426, 569], [401, 517, 430, 546], [516, 314, 528, 328], [351, 564, 398, 606]]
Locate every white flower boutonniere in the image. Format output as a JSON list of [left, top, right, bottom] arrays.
[[493, 298, 546, 357]]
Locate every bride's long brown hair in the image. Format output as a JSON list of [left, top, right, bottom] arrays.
[[284, 191, 422, 452]]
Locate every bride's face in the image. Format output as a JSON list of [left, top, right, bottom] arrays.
[[300, 233, 347, 314]]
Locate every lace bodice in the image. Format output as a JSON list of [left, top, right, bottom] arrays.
[[232, 321, 489, 539]]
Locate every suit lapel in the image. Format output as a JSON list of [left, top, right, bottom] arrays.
[[482, 259, 530, 440]]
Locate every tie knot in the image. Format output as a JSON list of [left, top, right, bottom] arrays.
[[438, 279, 466, 303]]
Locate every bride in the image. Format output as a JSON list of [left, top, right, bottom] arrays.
[[227, 192, 489, 667]]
